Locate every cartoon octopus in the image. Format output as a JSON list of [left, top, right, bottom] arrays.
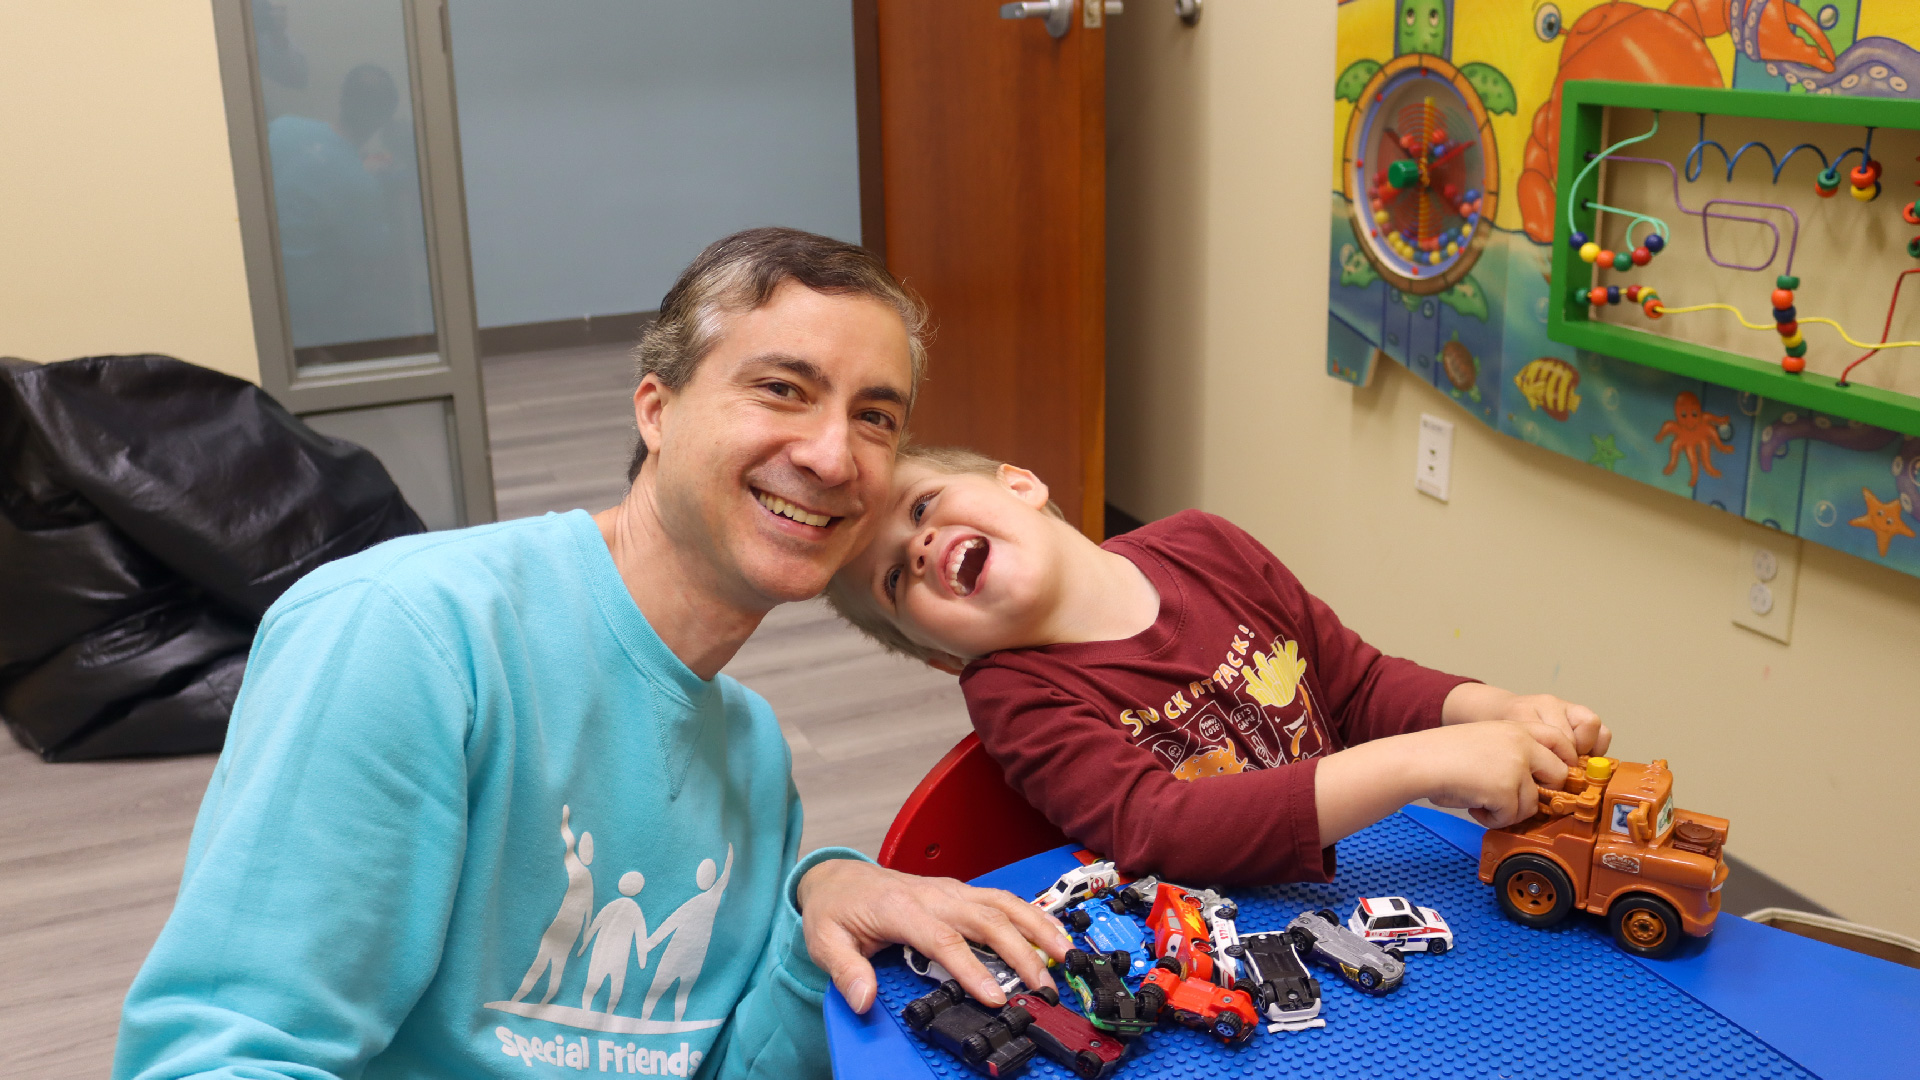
[[1656, 391, 1734, 487]]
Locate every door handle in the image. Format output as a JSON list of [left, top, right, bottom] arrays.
[[1000, 0, 1122, 39]]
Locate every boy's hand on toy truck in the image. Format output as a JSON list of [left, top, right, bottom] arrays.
[[1417, 720, 1577, 830], [1441, 684, 1610, 763]]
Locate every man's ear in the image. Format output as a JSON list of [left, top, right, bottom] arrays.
[[996, 463, 1051, 510], [925, 652, 969, 676], [634, 374, 671, 460]]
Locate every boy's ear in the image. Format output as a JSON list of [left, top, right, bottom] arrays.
[[996, 463, 1051, 510], [925, 652, 969, 676]]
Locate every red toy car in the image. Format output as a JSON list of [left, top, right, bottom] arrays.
[[1145, 883, 1216, 983], [1137, 961, 1258, 1044], [1007, 987, 1127, 1079]]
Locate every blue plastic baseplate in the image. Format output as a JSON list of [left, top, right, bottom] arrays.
[[849, 809, 1819, 1080]]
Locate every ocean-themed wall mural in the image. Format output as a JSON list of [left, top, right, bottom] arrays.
[[1330, 0, 1920, 580]]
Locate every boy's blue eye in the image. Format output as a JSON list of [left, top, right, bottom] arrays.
[[884, 565, 902, 602], [910, 492, 934, 524]]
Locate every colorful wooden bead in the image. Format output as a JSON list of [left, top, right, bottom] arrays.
[[1850, 160, 1882, 187], [1625, 285, 1642, 302], [1612, 251, 1632, 271], [1597, 249, 1616, 268], [1631, 247, 1652, 266], [1773, 305, 1796, 323], [1851, 181, 1881, 202], [1643, 233, 1665, 254], [1569, 230, 1590, 249], [1588, 286, 1609, 305], [1782, 355, 1807, 373], [1780, 331, 1805, 348], [1643, 299, 1664, 319], [1785, 341, 1808, 357], [1606, 285, 1621, 305], [1579, 242, 1600, 264], [1776, 320, 1798, 337], [1776, 274, 1799, 290]]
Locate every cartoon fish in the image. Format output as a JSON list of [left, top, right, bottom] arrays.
[[1172, 745, 1247, 781], [1513, 357, 1582, 421]]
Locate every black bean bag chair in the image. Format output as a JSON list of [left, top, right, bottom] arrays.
[[0, 354, 425, 760]]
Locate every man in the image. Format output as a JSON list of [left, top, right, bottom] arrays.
[[115, 229, 1066, 1079]]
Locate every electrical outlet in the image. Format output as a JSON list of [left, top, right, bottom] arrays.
[[1416, 413, 1454, 501], [1732, 521, 1799, 643]]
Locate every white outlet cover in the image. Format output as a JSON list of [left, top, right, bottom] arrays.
[[1733, 523, 1799, 643], [1416, 413, 1454, 502]]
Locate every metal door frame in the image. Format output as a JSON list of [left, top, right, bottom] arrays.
[[211, 0, 495, 524]]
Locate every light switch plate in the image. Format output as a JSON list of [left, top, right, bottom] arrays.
[[1416, 413, 1454, 502], [1732, 521, 1799, 643]]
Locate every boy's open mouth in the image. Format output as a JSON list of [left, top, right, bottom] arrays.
[[946, 537, 989, 597]]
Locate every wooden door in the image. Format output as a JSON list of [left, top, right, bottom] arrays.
[[860, 0, 1107, 536]]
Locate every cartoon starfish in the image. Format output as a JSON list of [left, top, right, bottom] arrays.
[[1588, 434, 1625, 472], [1849, 487, 1914, 557]]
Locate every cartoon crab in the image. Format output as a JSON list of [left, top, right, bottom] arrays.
[[1517, 1, 1839, 243], [1656, 390, 1734, 487]]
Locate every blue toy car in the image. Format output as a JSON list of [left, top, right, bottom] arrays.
[[1064, 899, 1152, 980]]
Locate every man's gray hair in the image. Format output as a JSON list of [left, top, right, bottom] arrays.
[[628, 227, 929, 480]]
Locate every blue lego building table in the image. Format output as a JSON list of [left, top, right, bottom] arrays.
[[825, 806, 1920, 1080]]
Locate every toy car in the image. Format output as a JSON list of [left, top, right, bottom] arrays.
[[1145, 883, 1216, 982], [1286, 909, 1405, 994], [904, 941, 1026, 996], [1063, 899, 1152, 980], [1061, 948, 1157, 1038], [1107, 874, 1161, 916], [1007, 986, 1127, 1079], [1198, 893, 1254, 988], [1233, 931, 1324, 1032], [901, 979, 1038, 1077], [1346, 896, 1454, 957], [1480, 755, 1729, 959], [1032, 861, 1122, 915], [1137, 961, 1259, 1044]]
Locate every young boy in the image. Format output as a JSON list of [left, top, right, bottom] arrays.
[[828, 446, 1609, 885]]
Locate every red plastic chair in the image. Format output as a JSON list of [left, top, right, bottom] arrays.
[[878, 733, 1072, 883]]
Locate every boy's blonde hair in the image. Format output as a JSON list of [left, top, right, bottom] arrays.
[[825, 444, 1064, 663]]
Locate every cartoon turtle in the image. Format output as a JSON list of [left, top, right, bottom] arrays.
[[1439, 335, 1481, 402], [1336, 0, 1516, 294]]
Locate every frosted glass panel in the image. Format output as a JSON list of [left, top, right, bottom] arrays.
[[450, 0, 861, 328], [256, 0, 438, 361], [305, 400, 460, 530]]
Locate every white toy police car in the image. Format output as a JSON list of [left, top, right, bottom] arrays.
[[1030, 860, 1121, 915], [1346, 896, 1453, 956]]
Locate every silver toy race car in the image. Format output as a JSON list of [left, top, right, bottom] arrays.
[[1285, 908, 1405, 995]]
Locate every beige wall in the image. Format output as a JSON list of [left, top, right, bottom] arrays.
[[1107, 5, 1920, 936], [0, 2, 258, 382]]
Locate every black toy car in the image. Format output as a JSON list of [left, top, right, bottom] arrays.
[[1234, 931, 1324, 1030], [901, 979, 1038, 1077], [1062, 948, 1158, 1037]]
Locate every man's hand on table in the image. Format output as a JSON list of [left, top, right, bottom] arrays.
[[795, 859, 1073, 1014]]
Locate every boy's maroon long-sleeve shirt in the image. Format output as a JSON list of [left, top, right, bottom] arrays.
[[959, 510, 1472, 885]]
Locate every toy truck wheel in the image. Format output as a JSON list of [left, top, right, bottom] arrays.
[[1108, 897, 1129, 914], [1066, 909, 1093, 932], [901, 997, 936, 1031], [1154, 955, 1182, 975], [1609, 894, 1684, 959], [1001, 1004, 1033, 1036], [1494, 854, 1576, 928], [1213, 1010, 1245, 1041], [1232, 977, 1259, 999], [1074, 1049, 1105, 1078], [1030, 985, 1060, 1007], [1355, 967, 1379, 990], [1107, 950, 1133, 972], [1385, 947, 1404, 962], [1134, 982, 1166, 1017], [1428, 937, 1449, 956], [960, 1033, 990, 1064], [1064, 948, 1092, 976]]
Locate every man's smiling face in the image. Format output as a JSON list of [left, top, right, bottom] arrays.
[[641, 281, 913, 611]]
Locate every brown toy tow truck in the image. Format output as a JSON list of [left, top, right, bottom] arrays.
[[1479, 755, 1729, 958]]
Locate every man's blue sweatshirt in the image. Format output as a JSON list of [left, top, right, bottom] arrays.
[[114, 510, 857, 1079]]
